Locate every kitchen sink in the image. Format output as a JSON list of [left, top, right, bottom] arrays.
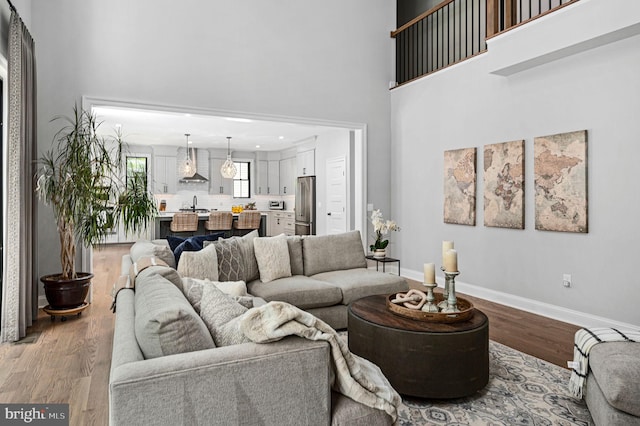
[[179, 208, 210, 213]]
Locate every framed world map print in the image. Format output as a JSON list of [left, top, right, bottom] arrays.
[[444, 147, 477, 226], [484, 140, 524, 229], [534, 130, 588, 233]]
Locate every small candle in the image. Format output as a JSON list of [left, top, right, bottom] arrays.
[[423, 263, 436, 284], [442, 241, 454, 266], [444, 249, 458, 272]]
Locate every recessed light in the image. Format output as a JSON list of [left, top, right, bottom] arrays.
[[278, 136, 285, 140], [224, 117, 253, 123], [255, 145, 261, 149]]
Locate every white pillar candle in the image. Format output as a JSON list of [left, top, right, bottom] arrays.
[[444, 249, 458, 272], [423, 263, 436, 284], [442, 241, 454, 266]]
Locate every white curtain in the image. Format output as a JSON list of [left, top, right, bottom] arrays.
[[1, 10, 37, 342]]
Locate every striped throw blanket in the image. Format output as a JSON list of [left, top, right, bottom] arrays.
[[569, 327, 640, 398]]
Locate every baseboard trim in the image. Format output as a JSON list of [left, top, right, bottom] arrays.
[[401, 269, 638, 330]]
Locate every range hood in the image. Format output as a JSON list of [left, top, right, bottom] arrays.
[[179, 172, 208, 183], [179, 147, 209, 183]]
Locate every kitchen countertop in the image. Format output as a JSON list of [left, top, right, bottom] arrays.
[[156, 211, 268, 218]]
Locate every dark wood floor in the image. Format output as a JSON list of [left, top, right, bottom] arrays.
[[0, 244, 580, 425]]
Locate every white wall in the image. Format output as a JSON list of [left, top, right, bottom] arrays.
[[390, 0, 640, 327], [31, 1, 395, 285]]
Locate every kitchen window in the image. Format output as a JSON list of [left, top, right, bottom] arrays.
[[233, 161, 250, 198], [126, 156, 148, 190]]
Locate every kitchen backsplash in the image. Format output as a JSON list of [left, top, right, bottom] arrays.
[[154, 191, 295, 212]]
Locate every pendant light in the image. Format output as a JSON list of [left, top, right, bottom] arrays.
[[180, 133, 196, 178], [220, 136, 237, 179]]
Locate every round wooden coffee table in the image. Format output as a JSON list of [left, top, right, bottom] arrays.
[[348, 294, 489, 399]]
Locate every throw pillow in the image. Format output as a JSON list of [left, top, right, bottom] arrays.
[[253, 234, 292, 283], [130, 240, 176, 269], [177, 244, 219, 281], [167, 233, 224, 264], [214, 238, 245, 282], [214, 230, 260, 282], [199, 283, 251, 346], [236, 230, 260, 282], [182, 277, 250, 313]]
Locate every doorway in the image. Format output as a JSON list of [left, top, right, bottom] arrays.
[[325, 156, 347, 234], [80, 97, 369, 272]]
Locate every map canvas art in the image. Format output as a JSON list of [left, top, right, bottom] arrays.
[[444, 147, 477, 226], [484, 140, 525, 229], [534, 130, 588, 233]]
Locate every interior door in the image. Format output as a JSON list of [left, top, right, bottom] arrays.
[[325, 156, 347, 234]]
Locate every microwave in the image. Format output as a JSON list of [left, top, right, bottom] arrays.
[[269, 200, 285, 210]]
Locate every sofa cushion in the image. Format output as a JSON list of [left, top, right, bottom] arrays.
[[287, 235, 304, 276], [247, 275, 343, 309], [167, 233, 225, 264], [589, 341, 640, 417], [213, 238, 245, 282], [130, 240, 176, 269], [303, 231, 367, 276], [134, 273, 215, 359], [254, 234, 292, 283], [177, 243, 219, 281], [311, 268, 409, 305], [199, 283, 251, 346], [135, 264, 184, 292]]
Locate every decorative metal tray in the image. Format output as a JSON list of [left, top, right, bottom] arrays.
[[386, 293, 474, 323]]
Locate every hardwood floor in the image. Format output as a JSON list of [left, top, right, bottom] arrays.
[[0, 244, 128, 426], [0, 244, 580, 425]]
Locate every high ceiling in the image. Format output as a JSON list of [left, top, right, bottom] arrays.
[[91, 106, 339, 152]]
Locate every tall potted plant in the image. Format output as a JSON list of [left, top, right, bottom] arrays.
[[36, 106, 157, 310]]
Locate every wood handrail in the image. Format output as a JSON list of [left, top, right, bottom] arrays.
[[486, 0, 580, 41], [391, 0, 457, 38]]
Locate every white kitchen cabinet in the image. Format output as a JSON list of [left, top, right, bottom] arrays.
[[209, 158, 233, 195], [257, 160, 279, 195], [103, 222, 151, 244], [267, 160, 280, 195], [153, 155, 177, 194], [283, 212, 295, 236], [269, 211, 295, 236], [296, 149, 315, 177], [279, 157, 296, 195], [256, 160, 269, 195]]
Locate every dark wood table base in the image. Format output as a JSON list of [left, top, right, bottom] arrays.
[[348, 294, 489, 399]]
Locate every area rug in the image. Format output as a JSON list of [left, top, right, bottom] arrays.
[[396, 340, 593, 425]]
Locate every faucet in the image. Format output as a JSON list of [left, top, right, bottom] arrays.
[[192, 195, 198, 211]]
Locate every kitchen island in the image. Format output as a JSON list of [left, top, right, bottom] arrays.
[[154, 211, 268, 239]]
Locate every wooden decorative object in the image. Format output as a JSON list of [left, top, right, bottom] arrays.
[[387, 293, 474, 323]]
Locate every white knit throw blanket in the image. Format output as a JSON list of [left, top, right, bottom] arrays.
[[239, 301, 402, 423], [569, 327, 640, 398]]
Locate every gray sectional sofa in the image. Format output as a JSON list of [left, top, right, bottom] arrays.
[[110, 230, 408, 425], [584, 342, 640, 425]]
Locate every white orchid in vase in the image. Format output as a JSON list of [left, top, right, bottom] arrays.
[[369, 209, 400, 253]]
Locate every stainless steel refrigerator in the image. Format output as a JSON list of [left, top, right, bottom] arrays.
[[295, 176, 316, 235]]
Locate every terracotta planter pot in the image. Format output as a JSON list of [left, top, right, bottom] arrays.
[[41, 272, 93, 310]]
